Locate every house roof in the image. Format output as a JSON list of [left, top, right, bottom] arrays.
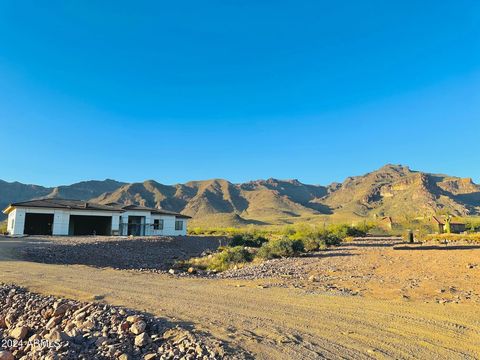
[[118, 204, 192, 218], [431, 216, 465, 226], [5, 199, 124, 213], [3, 198, 192, 219]]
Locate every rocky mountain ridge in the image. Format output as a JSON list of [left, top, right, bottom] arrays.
[[1, 165, 479, 225]]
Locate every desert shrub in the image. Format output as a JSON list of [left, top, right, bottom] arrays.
[[464, 219, 480, 233], [421, 233, 480, 244], [195, 246, 254, 272], [209, 246, 253, 271], [187, 226, 272, 237], [300, 235, 327, 252], [367, 226, 391, 236], [278, 223, 345, 251], [323, 232, 342, 246], [257, 237, 304, 259], [0, 221, 7, 234], [188, 227, 204, 235], [281, 225, 297, 237], [328, 224, 368, 238], [414, 224, 436, 238], [229, 233, 268, 248]]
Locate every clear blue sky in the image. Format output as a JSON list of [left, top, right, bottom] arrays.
[[0, 1, 479, 187]]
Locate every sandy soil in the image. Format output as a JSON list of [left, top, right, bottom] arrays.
[[219, 238, 480, 304], [0, 236, 479, 359]]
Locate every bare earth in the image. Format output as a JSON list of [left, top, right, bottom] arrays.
[[0, 236, 479, 359]]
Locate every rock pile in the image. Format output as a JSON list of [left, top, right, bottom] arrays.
[[20, 236, 222, 272], [0, 284, 240, 359]]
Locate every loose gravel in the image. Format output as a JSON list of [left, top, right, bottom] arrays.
[[0, 284, 248, 360]]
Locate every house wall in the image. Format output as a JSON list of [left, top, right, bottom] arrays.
[[174, 218, 188, 236], [451, 224, 466, 234], [8, 208, 26, 235], [120, 211, 188, 236], [119, 210, 151, 236], [7, 207, 121, 236], [7, 209, 19, 234], [150, 215, 188, 236], [6, 207, 187, 236]]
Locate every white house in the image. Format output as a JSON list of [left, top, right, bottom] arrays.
[[3, 199, 190, 236]]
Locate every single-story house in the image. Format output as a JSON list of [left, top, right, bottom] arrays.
[[431, 216, 466, 234], [3, 199, 191, 236]]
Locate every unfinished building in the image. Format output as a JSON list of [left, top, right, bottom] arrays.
[[3, 199, 190, 236]]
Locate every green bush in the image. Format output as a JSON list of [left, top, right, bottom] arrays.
[[327, 224, 368, 238], [229, 234, 268, 248], [300, 235, 327, 252], [0, 221, 7, 234], [206, 246, 253, 271], [257, 237, 304, 259], [323, 232, 342, 246], [279, 223, 345, 251]]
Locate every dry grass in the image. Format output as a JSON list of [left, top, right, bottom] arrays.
[[422, 233, 480, 244]]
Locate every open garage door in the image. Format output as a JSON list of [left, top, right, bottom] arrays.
[[24, 213, 54, 235], [69, 215, 112, 236]]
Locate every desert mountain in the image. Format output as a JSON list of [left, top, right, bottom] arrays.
[[1, 165, 480, 225], [322, 165, 480, 221], [92, 178, 329, 225], [0, 179, 125, 219]]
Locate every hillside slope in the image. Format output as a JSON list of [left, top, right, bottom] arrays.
[[323, 165, 480, 221], [92, 178, 329, 225]]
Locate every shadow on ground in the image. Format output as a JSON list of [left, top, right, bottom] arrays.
[[16, 236, 225, 271], [394, 244, 480, 251]]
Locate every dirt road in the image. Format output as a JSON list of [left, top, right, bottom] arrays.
[[0, 237, 479, 359]]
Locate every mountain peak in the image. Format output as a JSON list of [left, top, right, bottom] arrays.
[[377, 164, 411, 173]]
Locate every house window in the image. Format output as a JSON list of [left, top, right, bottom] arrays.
[[175, 220, 183, 231], [153, 219, 164, 230]]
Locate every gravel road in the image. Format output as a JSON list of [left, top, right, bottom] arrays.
[[0, 236, 479, 359]]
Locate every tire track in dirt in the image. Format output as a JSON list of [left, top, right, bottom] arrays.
[[0, 238, 479, 359]]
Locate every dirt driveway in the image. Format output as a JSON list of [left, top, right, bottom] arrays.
[[0, 237, 479, 359]]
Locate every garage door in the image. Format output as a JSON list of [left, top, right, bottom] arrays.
[[24, 213, 54, 235], [69, 215, 112, 236]]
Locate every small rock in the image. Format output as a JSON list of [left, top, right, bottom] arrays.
[[53, 303, 70, 317], [118, 321, 130, 333], [0, 351, 14, 360], [95, 336, 109, 346], [126, 315, 143, 324], [46, 316, 62, 329], [4, 314, 16, 328], [45, 329, 65, 342], [10, 325, 29, 340], [81, 320, 95, 330], [135, 332, 151, 347], [130, 320, 146, 335]]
